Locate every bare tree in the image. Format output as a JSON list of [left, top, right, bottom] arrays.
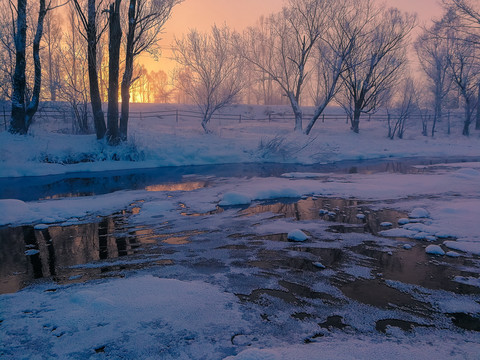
[[447, 31, 479, 136], [304, 0, 363, 135], [106, 0, 121, 145], [386, 77, 418, 139], [339, 3, 416, 133], [173, 25, 245, 133], [242, 0, 329, 132], [72, 0, 107, 139], [10, 0, 56, 134], [58, 4, 91, 133], [43, 9, 62, 101], [441, 0, 480, 130], [415, 22, 454, 137], [120, 0, 181, 141]]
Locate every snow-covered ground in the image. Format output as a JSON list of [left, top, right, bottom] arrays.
[[1, 104, 480, 359]]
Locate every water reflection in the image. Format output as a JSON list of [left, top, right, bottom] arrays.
[[0, 212, 166, 294], [2, 156, 479, 202], [145, 181, 207, 192], [241, 197, 407, 235]]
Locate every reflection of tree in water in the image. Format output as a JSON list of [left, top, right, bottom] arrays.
[[241, 197, 407, 235], [0, 211, 157, 294]]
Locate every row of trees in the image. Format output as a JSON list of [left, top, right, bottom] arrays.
[[3, 0, 480, 139], [174, 0, 480, 136], [3, 0, 180, 144]]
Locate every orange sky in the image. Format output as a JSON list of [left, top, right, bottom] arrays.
[[147, 0, 444, 77]]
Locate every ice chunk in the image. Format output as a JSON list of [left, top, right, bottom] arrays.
[[356, 214, 366, 219], [380, 222, 392, 227], [287, 229, 308, 242], [313, 262, 326, 269], [398, 218, 410, 225], [425, 245, 445, 256], [403, 244, 412, 250], [444, 241, 480, 255]]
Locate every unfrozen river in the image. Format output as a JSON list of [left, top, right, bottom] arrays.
[[1, 157, 480, 359]]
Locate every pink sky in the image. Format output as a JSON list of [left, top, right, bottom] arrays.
[[151, 0, 444, 74]]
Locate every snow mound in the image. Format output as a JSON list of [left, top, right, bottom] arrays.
[[425, 245, 445, 256], [444, 241, 480, 255], [287, 229, 308, 242], [0, 199, 30, 225], [409, 208, 430, 219]]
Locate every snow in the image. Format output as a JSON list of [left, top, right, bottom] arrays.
[[409, 208, 430, 219], [287, 229, 308, 242], [0, 275, 246, 359], [2, 103, 480, 359], [425, 245, 446, 256]]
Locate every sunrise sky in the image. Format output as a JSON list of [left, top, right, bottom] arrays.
[[149, 0, 444, 78]]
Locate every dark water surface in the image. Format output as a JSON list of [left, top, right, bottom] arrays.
[[1, 156, 479, 201]]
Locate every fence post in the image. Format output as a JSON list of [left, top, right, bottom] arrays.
[[268, 113, 271, 122], [239, 114, 242, 123], [447, 111, 451, 135], [176, 109, 179, 123], [3, 106, 6, 131], [322, 114, 325, 123]]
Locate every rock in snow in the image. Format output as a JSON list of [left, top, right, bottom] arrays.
[[425, 245, 445, 256], [287, 229, 308, 242]]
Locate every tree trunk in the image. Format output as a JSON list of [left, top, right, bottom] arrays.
[[351, 107, 361, 134], [120, 0, 136, 141], [106, 0, 122, 145], [26, 0, 47, 128], [463, 104, 471, 136], [304, 102, 327, 135], [10, 0, 27, 134], [287, 92, 303, 132], [476, 82, 480, 130], [87, 0, 106, 140]]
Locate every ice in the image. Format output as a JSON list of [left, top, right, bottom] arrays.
[[397, 218, 410, 225], [403, 244, 412, 250], [356, 214, 366, 219], [425, 245, 445, 256], [380, 222, 392, 227], [219, 192, 252, 206], [379, 228, 417, 238], [287, 229, 308, 242]]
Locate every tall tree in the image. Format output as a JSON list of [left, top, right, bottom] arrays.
[[10, 0, 51, 134], [120, 0, 181, 141], [72, 0, 107, 139], [339, 3, 416, 133], [106, 0, 121, 145]]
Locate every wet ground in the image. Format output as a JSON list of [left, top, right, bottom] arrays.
[[1, 157, 480, 344], [1, 192, 479, 335]]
